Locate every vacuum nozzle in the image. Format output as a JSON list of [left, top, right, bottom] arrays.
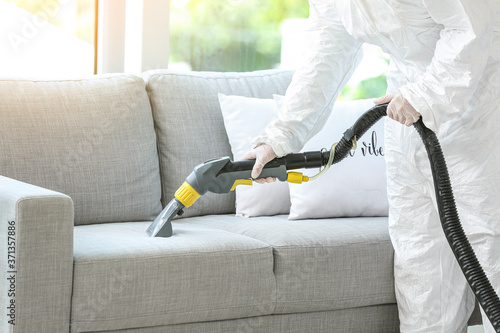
[[146, 198, 185, 237]]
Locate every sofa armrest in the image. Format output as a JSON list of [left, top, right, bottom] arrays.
[[0, 176, 74, 333]]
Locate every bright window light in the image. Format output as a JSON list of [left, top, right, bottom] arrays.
[[0, 0, 95, 78]]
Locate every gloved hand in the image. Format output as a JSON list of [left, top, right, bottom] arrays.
[[242, 144, 277, 184], [374, 91, 421, 126]]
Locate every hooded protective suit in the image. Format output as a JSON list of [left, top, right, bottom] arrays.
[[253, 0, 500, 331]]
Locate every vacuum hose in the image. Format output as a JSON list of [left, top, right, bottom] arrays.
[[148, 102, 500, 329], [340, 104, 500, 331]]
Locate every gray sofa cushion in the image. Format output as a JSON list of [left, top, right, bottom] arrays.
[[142, 69, 293, 217], [184, 215, 396, 314], [71, 221, 276, 332], [0, 74, 162, 225]]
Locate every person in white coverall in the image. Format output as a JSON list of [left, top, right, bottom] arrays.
[[245, 0, 500, 332]]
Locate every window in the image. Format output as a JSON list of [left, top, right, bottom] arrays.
[[169, 0, 308, 72], [0, 0, 96, 77], [1, 0, 388, 99], [169, 0, 388, 100]]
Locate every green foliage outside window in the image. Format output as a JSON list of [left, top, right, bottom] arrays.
[[169, 0, 387, 100], [339, 75, 388, 101], [169, 0, 308, 72]]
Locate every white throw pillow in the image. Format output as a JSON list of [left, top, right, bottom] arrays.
[[278, 97, 389, 220], [218, 93, 291, 217]]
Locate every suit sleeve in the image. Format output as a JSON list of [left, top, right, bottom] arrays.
[[252, 0, 363, 156]]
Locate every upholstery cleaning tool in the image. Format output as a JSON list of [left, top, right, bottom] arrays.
[[147, 149, 332, 237], [147, 104, 500, 330]]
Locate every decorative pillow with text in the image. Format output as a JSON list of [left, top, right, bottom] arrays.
[[278, 97, 388, 220]]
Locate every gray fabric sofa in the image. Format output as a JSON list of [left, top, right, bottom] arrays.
[[0, 69, 481, 332]]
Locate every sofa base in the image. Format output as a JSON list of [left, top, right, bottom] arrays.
[[88, 305, 400, 333]]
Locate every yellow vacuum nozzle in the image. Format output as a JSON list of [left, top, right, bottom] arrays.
[[287, 172, 309, 184], [174, 181, 201, 207]]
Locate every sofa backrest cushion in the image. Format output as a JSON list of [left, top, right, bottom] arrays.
[[0, 74, 162, 225], [142, 69, 293, 217]]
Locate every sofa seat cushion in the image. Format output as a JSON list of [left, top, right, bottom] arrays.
[[184, 215, 396, 314], [0, 74, 162, 225], [71, 221, 276, 333]]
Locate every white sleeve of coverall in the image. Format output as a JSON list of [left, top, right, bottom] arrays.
[[399, 0, 496, 132], [252, 0, 363, 157]]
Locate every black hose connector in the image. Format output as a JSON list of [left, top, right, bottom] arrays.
[[341, 103, 500, 331], [328, 103, 387, 165]]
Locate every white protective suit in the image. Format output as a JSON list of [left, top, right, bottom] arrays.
[[253, 0, 500, 332]]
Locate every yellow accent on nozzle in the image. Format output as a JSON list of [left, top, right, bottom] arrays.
[[287, 172, 309, 184], [174, 181, 201, 207], [230, 179, 253, 191]]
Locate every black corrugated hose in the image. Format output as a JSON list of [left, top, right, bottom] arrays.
[[331, 103, 500, 331]]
